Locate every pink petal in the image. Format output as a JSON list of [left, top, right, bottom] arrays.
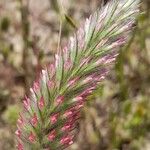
[[47, 130, 56, 141], [56, 95, 64, 105], [33, 81, 40, 92], [23, 96, 30, 110], [15, 129, 21, 138], [28, 132, 36, 143], [17, 142, 23, 150], [50, 113, 58, 124], [38, 96, 45, 109], [60, 135, 73, 146], [31, 113, 38, 127]]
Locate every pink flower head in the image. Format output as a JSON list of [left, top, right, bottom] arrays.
[[23, 96, 30, 110], [15, 129, 21, 138], [31, 113, 38, 127], [60, 135, 73, 146], [50, 113, 58, 124], [28, 132, 36, 143], [38, 96, 45, 109], [17, 142, 23, 150], [56, 95, 64, 105], [47, 130, 56, 141]]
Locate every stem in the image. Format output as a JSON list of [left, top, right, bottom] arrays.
[[19, 0, 31, 93]]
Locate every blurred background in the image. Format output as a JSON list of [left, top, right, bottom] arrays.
[[0, 0, 150, 150]]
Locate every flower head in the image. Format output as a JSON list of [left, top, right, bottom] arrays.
[[16, 0, 140, 149]]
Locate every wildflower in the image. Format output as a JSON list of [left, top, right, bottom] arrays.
[[16, 0, 140, 149], [68, 77, 79, 87]]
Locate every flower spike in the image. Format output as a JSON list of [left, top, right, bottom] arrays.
[[16, 0, 140, 149]]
